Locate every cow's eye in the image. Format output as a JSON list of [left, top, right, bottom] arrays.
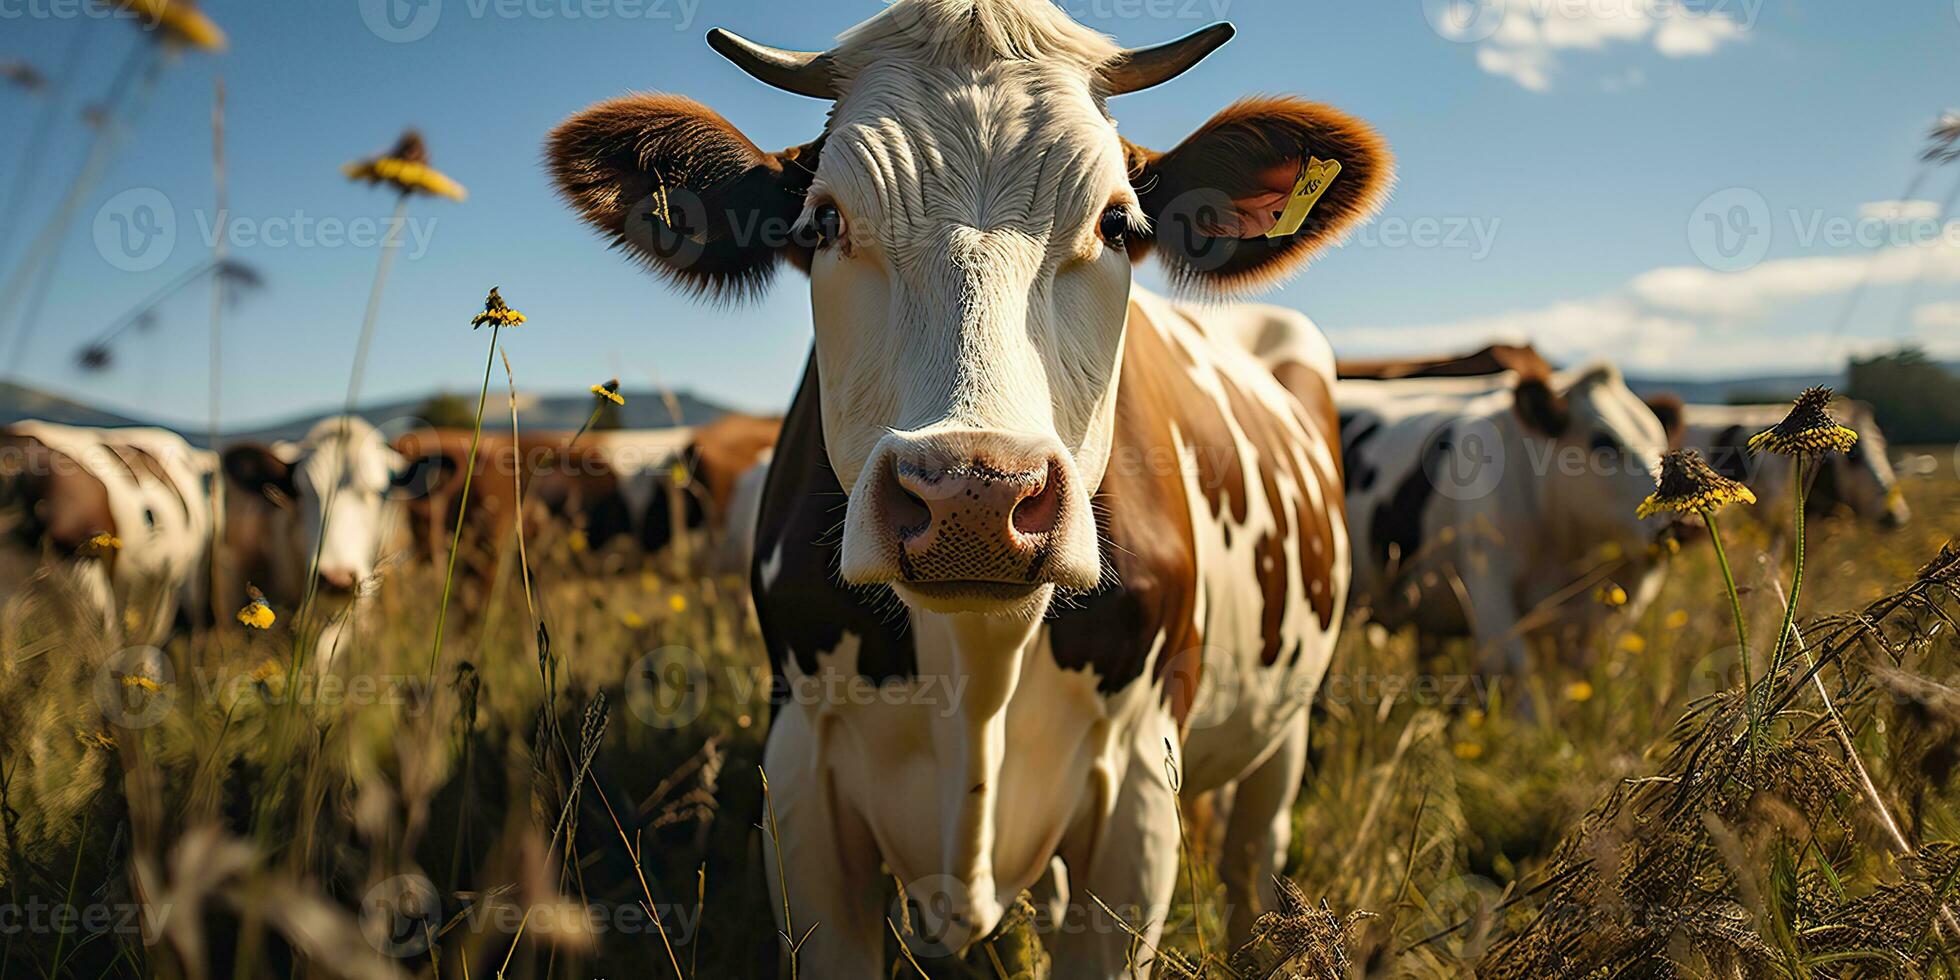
[[1099, 206, 1132, 247], [814, 203, 845, 248]]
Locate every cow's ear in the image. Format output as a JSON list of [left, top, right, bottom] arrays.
[[1514, 376, 1571, 438], [1126, 97, 1392, 293], [389, 452, 457, 501], [1645, 394, 1686, 449], [547, 94, 822, 300], [223, 446, 296, 507]]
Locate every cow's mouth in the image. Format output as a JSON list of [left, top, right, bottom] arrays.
[[894, 579, 1050, 617]]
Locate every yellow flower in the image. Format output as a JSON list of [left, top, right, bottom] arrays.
[[121, 674, 161, 693], [236, 585, 275, 630], [470, 286, 526, 329], [1748, 386, 1858, 457], [568, 528, 589, 553], [668, 593, 688, 614], [1664, 610, 1690, 631], [1564, 680, 1595, 702], [343, 130, 468, 201], [114, 0, 227, 52], [1595, 584, 1628, 607], [1452, 741, 1484, 761], [621, 611, 647, 629], [1618, 634, 1647, 654], [74, 729, 117, 751], [590, 379, 625, 406], [1637, 450, 1756, 519], [80, 532, 122, 557]]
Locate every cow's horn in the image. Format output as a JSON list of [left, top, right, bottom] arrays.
[[707, 28, 837, 100], [1101, 22, 1236, 96]]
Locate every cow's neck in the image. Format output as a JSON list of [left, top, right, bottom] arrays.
[[910, 608, 1044, 934]]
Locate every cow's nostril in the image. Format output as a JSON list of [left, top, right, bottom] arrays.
[[884, 461, 933, 539], [1011, 467, 1060, 537]]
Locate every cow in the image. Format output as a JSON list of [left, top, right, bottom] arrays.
[[0, 421, 220, 645], [1651, 398, 1910, 531], [547, 1, 1390, 973], [1337, 343, 1551, 381], [1337, 364, 1671, 683], [391, 429, 633, 570], [221, 416, 444, 665], [595, 413, 783, 557]]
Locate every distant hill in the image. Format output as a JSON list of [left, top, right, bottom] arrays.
[[1626, 360, 1960, 406], [0, 382, 737, 447], [0, 381, 151, 429]]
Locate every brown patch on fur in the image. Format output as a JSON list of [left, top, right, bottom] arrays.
[[1514, 375, 1571, 438], [393, 431, 631, 570], [644, 413, 783, 552], [1338, 344, 1551, 381], [1125, 97, 1393, 294], [0, 434, 116, 555], [545, 93, 821, 299]]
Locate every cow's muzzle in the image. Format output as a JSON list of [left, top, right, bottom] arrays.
[[840, 430, 1100, 608]]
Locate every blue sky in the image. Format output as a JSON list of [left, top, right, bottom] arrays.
[[1, 0, 1956, 428]]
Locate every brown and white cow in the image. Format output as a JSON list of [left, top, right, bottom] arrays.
[[548, 1, 1389, 973], [1337, 343, 1551, 382], [601, 413, 782, 558], [391, 429, 633, 567], [0, 421, 220, 644]]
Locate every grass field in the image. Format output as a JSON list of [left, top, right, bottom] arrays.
[[0, 452, 1956, 978]]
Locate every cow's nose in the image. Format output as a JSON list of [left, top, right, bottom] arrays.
[[317, 567, 359, 593], [876, 455, 1064, 583]]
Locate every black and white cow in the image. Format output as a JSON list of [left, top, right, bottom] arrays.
[[1338, 364, 1672, 677], [1653, 399, 1910, 531]]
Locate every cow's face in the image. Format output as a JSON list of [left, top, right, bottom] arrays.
[[1817, 402, 1909, 529], [549, 0, 1390, 618], [225, 418, 437, 595], [1514, 365, 1670, 539]]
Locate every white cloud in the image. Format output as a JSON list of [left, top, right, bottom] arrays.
[[1332, 231, 1960, 376], [1463, 0, 1751, 92], [1860, 199, 1942, 223], [1913, 300, 1960, 330]]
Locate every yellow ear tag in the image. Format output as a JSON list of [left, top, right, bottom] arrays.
[[1264, 156, 1342, 240]]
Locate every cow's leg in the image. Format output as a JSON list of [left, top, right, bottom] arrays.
[[1051, 729, 1182, 979], [1220, 710, 1309, 947], [761, 713, 885, 978], [1464, 571, 1529, 714]]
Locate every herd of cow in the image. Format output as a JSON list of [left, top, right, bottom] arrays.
[[1, 0, 1921, 974]]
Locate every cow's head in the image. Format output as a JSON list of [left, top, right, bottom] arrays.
[[1813, 400, 1910, 529], [548, 0, 1391, 617], [223, 417, 443, 596], [1513, 364, 1670, 542]]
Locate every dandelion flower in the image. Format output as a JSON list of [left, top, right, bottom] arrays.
[[1618, 633, 1647, 654], [236, 585, 275, 630], [1748, 386, 1858, 457], [470, 286, 525, 329], [114, 0, 227, 52], [1594, 584, 1628, 607], [1637, 450, 1756, 520], [1664, 610, 1691, 631], [668, 593, 688, 614], [80, 532, 122, 557], [621, 611, 647, 629], [1564, 680, 1595, 703], [1452, 741, 1484, 761], [343, 130, 468, 202], [121, 674, 161, 693], [589, 379, 625, 406]]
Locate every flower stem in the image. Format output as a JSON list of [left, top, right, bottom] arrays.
[[1704, 512, 1758, 757], [1764, 456, 1808, 716], [425, 323, 501, 680]]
